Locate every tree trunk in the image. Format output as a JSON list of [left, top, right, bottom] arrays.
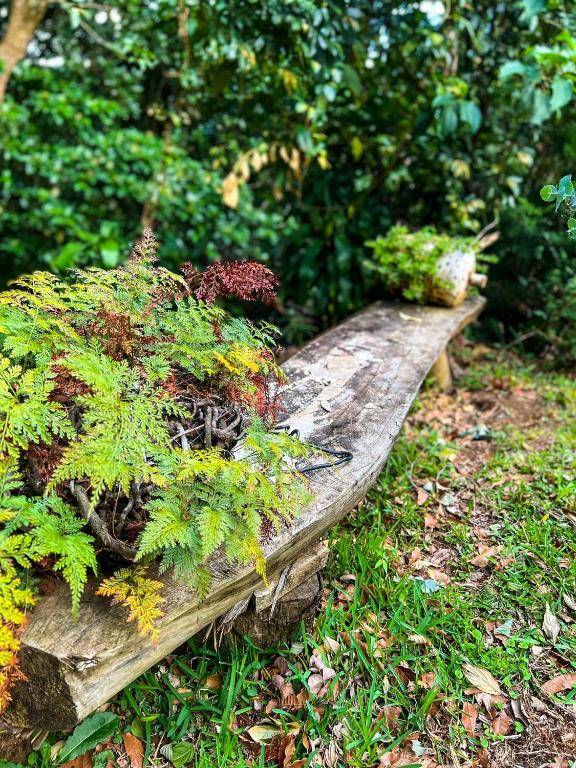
[[0, 0, 48, 103]]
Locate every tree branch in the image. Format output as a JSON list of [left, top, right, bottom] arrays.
[[0, 0, 49, 103], [70, 481, 137, 561]]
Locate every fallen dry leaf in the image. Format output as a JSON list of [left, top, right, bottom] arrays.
[[474, 691, 507, 715], [378, 745, 435, 768], [247, 722, 282, 743], [277, 735, 306, 768], [379, 753, 395, 768], [396, 664, 416, 685], [541, 673, 576, 696], [549, 755, 569, 768], [62, 755, 92, 768], [308, 673, 324, 695], [563, 593, 576, 612], [272, 674, 297, 710], [462, 663, 502, 695], [427, 567, 450, 586], [424, 513, 438, 529], [122, 733, 143, 768], [419, 672, 436, 689], [417, 488, 429, 506], [461, 701, 478, 736], [205, 673, 222, 690], [274, 656, 289, 675], [542, 603, 561, 645], [265, 697, 279, 714], [476, 747, 489, 768], [408, 633, 429, 645], [495, 554, 515, 570], [470, 544, 500, 568], [380, 705, 402, 733], [408, 547, 422, 566], [323, 635, 341, 654], [491, 710, 513, 736]]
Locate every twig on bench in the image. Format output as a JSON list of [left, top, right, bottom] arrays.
[[205, 406, 212, 448]]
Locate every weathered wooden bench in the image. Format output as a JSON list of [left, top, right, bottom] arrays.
[[3, 297, 484, 737]]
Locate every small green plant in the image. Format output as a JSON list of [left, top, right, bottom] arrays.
[[537, 176, 576, 362], [541, 174, 576, 239], [0, 230, 309, 710], [365, 226, 478, 303]]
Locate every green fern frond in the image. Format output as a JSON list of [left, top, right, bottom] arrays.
[[0, 358, 75, 458], [30, 498, 97, 618]]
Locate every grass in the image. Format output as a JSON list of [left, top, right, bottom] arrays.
[[23, 350, 576, 767]]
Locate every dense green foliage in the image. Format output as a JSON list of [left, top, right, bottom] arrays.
[[486, 198, 576, 363], [1, 0, 575, 353], [0, 233, 308, 707]]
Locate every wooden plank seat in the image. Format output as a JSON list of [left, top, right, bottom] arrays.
[[4, 297, 484, 733]]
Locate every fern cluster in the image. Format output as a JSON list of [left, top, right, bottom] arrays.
[[0, 230, 308, 709]]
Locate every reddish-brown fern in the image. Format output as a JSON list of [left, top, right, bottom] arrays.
[[27, 442, 66, 484], [50, 363, 91, 402], [183, 261, 278, 305], [129, 227, 158, 264]]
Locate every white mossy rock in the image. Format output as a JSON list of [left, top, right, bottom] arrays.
[[429, 249, 487, 308]]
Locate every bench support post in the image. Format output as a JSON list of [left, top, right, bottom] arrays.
[[430, 347, 453, 392]]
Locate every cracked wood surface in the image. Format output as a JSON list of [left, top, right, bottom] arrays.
[[5, 297, 484, 730]]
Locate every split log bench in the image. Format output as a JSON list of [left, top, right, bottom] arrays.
[[3, 296, 484, 736]]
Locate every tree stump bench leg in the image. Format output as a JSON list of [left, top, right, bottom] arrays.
[[232, 573, 322, 646], [227, 543, 329, 646], [429, 347, 454, 392]]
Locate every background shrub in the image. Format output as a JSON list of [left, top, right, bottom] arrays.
[[0, 0, 575, 357], [486, 199, 576, 363]]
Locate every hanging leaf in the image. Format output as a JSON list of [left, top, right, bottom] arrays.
[[222, 173, 240, 208], [550, 77, 572, 112], [440, 105, 458, 136], [499, 61, 527, 80], [58, 713, 119, 763], [540, 184, 557, 202], [531, 88, 551, 125], [342, 64, 362, 97], [459, 101, 482, 134]]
